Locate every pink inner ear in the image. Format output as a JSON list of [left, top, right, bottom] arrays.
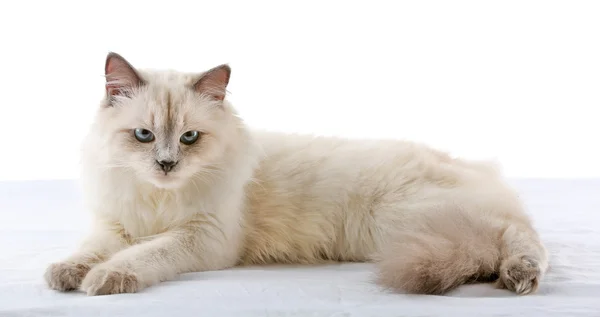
[[106, 82, 122, 96], [208, 67, 230, 86], [105, 58, 119, 75], [105, 54, 141, 96], [194, 65, 231, 101], [106, 79, 129, 96]]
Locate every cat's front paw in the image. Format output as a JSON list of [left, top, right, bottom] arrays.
[[44, 261, 91, 291], [497, 255, 542, 295], [80, 265, 142, 296]]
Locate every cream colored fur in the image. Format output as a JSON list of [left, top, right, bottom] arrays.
[[44, 53, 548, 296]]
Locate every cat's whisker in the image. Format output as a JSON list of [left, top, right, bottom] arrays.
[[190, 178, 201, 193], [190, 166, 226, 184]]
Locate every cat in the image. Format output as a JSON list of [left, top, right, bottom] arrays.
[[44, 52, 548, 296]]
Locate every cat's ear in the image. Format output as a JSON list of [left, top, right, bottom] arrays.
[[193, 64, 231, 101], [104, 52, 144, 98]]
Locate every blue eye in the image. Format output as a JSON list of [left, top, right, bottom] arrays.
[[180, 131, 200, 145], [134, 128, 154, 143]]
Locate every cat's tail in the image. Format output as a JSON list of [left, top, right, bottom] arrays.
[[374, 205, 502, 295]]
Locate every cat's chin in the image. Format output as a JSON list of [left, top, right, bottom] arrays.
[[148, 174, 186, 190]]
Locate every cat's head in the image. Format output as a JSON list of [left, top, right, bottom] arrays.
[[88, 52, 242, 189]]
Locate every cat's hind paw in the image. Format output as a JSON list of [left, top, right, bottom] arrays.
[[497, 255, 541, 295]]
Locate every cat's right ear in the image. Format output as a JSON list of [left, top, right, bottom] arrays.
[[104, 52, 144, 100]]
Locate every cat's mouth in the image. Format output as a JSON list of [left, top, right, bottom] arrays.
[[150, 171, 185, 189]]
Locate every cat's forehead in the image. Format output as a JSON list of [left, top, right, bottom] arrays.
[[131, 70, 218, 129], [144, 89, 182, 127], [142, 69, 199, 86]]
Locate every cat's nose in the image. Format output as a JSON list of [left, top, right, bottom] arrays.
[[157, 160, 177, 173]]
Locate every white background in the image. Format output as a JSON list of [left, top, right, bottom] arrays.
[[0, 0, 598, 181]]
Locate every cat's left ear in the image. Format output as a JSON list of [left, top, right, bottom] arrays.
[[193, 64, 231, 101], [104, 52, 144, 98]]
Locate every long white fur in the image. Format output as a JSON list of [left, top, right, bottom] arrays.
[[44, 54, 548, 296]]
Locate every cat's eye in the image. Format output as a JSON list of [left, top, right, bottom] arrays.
[[180, 131, 200, 145], [134, 128, 155, 143]]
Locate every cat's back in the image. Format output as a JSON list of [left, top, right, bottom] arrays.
[[240, 130, 500, 264], [248, 130, 497, 187]]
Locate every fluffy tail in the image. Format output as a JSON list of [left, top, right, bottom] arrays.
[[375, 206, 502, 295]]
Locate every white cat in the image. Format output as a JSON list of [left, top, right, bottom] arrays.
[[44, 52, 548, 296]]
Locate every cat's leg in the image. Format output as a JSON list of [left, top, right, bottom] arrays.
[[80, 220, 241, 296], [496, 224, 549, 295], [44, 227, 129, 291], [374, 205, 501, 295]]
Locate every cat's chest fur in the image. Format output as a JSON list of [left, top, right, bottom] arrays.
[[89, 174, 204, 238]]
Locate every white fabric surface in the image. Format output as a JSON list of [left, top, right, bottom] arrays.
[[1, 179, 599, 316]]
